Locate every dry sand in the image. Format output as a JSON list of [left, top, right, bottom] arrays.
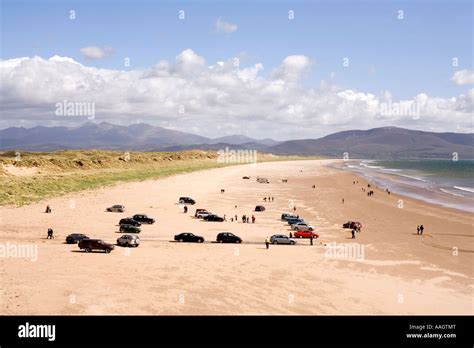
[[0, 160, 472, 314]]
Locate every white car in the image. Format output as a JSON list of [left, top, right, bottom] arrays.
[[196, 211, 212, 219], [117, 234, 140, 247], [292, 224, 314, 232], [291, 222, 310, 230]]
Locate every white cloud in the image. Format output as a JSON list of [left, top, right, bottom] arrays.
[[79, 46, 112, 60], [273, 55, 312, 82], [0, 50, 472, 139], [215, 17, 238, 34], [451, 69, 474, 85]]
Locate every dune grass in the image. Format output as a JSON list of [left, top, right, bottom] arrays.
[[0, 150, 321, 206]]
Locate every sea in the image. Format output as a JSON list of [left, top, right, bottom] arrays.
[[336, 159, 474, 213]]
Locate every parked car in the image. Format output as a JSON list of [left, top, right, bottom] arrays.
[[281, 213, 298, 221], [106, 204, 125, 212], [203, 214, 225, 222], [287, 218, 305, 225], [174, 232, 204, 243], [78, 239, 114, 253], [117, 234, 140, 247], [343, 221, 362, 229], [132, 214, 155, 224], [294, 231, 319, 239], [216, 232, 242, 243], [119, 218, 141, 227], [291, 222, 311, 230], [270, 235, 296, 245], [196, 211, 212, 219], [119, 224, 141, 233], [242, 176, 251, 179], [65, 233, 89, 244], [292, 224, 315, 232], [194, 209, 208, 217], [179, 197, 196, 205], [255, 205, 265, 212]]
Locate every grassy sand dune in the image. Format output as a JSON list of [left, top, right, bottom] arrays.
[[0, 150, 318, 206]]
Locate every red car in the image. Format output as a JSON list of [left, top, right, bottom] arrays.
[[293, 231, 319, 239]]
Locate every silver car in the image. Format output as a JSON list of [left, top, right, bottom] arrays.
[[117, 234, 140, 247], [270, 234, 296, 245], [292, 223, 313, 231]]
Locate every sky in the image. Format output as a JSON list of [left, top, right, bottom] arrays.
[[1, 0, 473, 139]]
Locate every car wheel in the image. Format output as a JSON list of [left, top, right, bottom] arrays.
[[290, 241, 295, 245], [198, 239, 203, 243], [179, 239, 183, 242], [85, 248, 91, 253], [299, 236, 302, 238], [237, 240, 242, 244], [105, 249, 111, 253], [219, 240, 223, 243]]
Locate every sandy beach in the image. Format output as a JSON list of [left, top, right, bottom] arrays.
[[0, 159, 472, 315]]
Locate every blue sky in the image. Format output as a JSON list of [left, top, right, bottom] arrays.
[[2, 0, 472, 98], [0, 0, 472, 138]]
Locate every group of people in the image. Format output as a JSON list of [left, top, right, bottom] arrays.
[[46, 228, 54, 239], [416, 225, 425, 235], [263, 197, 274, 202], [239, 214, 256, 223], [45, 205, 52, 213]]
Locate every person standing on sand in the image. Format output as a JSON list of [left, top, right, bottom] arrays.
[[417, 226, 420, 235], [251, 215, 255, 223], [351, 229, 356, 239], [235, 214, 238, 221], [420, 225, 424, 235], [246, 216, 250, 223], [242, 215, 246, 223], [342, 198, 344, 204], [310, 235, 313, 245], [265, 237, 270, 249], [264, 197, 267, 202], [289, 232, 293, 238], [183, 206, 188, 213]]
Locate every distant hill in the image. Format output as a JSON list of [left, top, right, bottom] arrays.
[[267, 127, 474, 159], [0, 122, 278, 151], [0, 123, 472, 159]]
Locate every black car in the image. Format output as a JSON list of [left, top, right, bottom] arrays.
[[119, 218, 141, 227], [174, 232, 204, 243], [132, 214, 155, 224], [65, 233, 89, 244], [281, 213, 298, 221], [179, 197, 196, 205], [119, 224, 141, 233], [203, 214, 225, 222], [216, 232, 242, 243], [255, 205, 265, 212]]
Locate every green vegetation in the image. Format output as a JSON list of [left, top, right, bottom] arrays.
[[0, 150, 322, 206]]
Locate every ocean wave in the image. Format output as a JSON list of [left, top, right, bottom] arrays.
[[440, 188, 465, 197], [393, 173, 429, 183], [454, 186, 474, 193]]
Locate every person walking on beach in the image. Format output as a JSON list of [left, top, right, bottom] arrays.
[[263, 197, 267, 202], [416, 225, 420, 235], [289, 232, 293, 238], [223, 214, 227, 221], [265, 237, 270, 249], [251, 215, 255, 223], [310, 235, 314, 246], [183, 206, 188, 213], [47, 228, 54, 239], [45, 205, 51, 213], [246, 216, 250, 223], [235, 214, 238, 222], [242, 215, 246, 223], [351, 229, 356, 239], [342, 198, 344, 204], [420, 225, 424, 235]]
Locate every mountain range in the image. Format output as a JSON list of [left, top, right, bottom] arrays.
[[0, 122, 472, 159]]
